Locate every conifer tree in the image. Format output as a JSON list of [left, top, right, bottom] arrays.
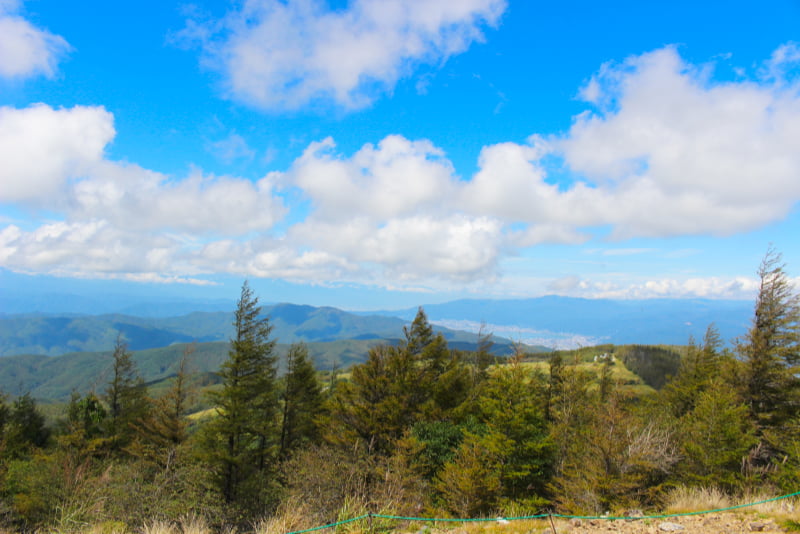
[[104, 336, 148, 451], [204, 281, 280, 508], [403, 307, 434, 357], [63, 391, 107, 454], [677, 381, 757, 490], [3, 393, 50, 459], [739, 248, 800, 431], [324, 344, 417, 455], [131, 344, 195, 468], [662, 324, 724, 418], [279, 342, 324, 460]]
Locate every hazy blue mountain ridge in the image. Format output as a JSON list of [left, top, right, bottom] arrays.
[[365, 296, 753, 346]]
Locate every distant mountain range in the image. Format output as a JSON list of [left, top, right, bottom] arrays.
[[0, 304, 523, 401], [0, 295, 757, 402], [365, 296, 753, 348], [0, 303, 513, 358], [0, 295, 754, 357]]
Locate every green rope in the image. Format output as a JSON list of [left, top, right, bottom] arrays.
[[284, 490, 800, 534], [550, 489, 800, 521]]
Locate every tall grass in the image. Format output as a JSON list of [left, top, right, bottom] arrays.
[[664, 486, 798, 520]]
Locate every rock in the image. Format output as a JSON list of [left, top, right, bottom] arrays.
[[590, 519, 602, 526], [570, 518, 582, 527], [749, 522, 766, 532], [624, 509, 644, 522], [658, 522, 685, 532]]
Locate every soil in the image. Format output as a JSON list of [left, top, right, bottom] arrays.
[[546, 512, 793, 534]]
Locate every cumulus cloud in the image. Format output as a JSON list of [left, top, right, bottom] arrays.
[[4, 44, 800, 297], [455, 45, 800, 241], [558, 46, 800, 238], [0, 104, 115, 204], [183, 0, 506, 110], [71, 162, 286, 235], [0, 104, 286, 235], [287, 135, 457, 220], [0, 1, 70, 79]]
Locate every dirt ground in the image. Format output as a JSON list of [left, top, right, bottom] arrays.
[[544, 511, 793, 534]]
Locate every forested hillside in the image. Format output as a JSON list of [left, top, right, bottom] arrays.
[[0, 251, 798, 533], [0, 303, 533, 357]]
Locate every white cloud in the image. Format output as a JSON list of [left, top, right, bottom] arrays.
[[71, 162, 286, 235], [581, 276, 763, 300], [557, 46, 800, 238], [184, 0, 506, 110], [0, 104, 286, 235], [287, 135, 456, 220], [0, 104, 114, 204], [4, 45, 800, 296], [0, 1, 70, 79]]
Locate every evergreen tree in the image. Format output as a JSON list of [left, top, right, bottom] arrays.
[[62, 391, 108, 454], [324, 344, 417, 455], [468, 358, 552, 501], [662, 324, 724, 418], [677, 381, 757, 490], [3, 393, 50, 459], [104, 336, 149, 451], [403, 307, 434, 357], [204, 281, 280, 509], [130, 344, 195, 468], [279, 342, 324, 460], [738, 248, 800, 432]]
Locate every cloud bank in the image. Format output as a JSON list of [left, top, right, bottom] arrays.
[[2, 44, 800, 297]]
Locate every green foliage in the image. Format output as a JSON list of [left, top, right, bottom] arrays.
[[200, 281, 281, 513], [677, 381, 757, 489], [434, 431, 504, 517], [617, 344, 682, 390], [3, 393, 50, 459], [104, 337, 149, 452], [129, 345, 196, 468], [279, 342, 324, 460], [2, 254, 800, 529], [467, 358, 552, 499], [324, 344, 418, 455], [738, 248, 800, 432], [281, 444, 426, 527], [402, 420, 464, 480]]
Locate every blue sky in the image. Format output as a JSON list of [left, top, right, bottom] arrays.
[[1, 0, 799, 310]]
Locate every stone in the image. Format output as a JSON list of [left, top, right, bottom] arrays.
[[658, 522, 685, 532]]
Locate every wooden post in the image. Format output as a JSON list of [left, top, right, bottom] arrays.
[[548, 514, 558, 534]]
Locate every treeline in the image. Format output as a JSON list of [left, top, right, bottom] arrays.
[[1, 250, 799, 532]]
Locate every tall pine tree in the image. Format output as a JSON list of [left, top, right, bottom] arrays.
[[279, 342, 324, 460], [739, 248, 800, 432], [104, 336, 148, 451], [204, 281, 280, 511]]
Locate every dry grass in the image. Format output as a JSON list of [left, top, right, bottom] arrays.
[[665, 486, 799, 521], [139, 515, 212, 534], [739, 489, 798, 520], [664, 486, 732, 513], [254, 500, 319, 534]]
